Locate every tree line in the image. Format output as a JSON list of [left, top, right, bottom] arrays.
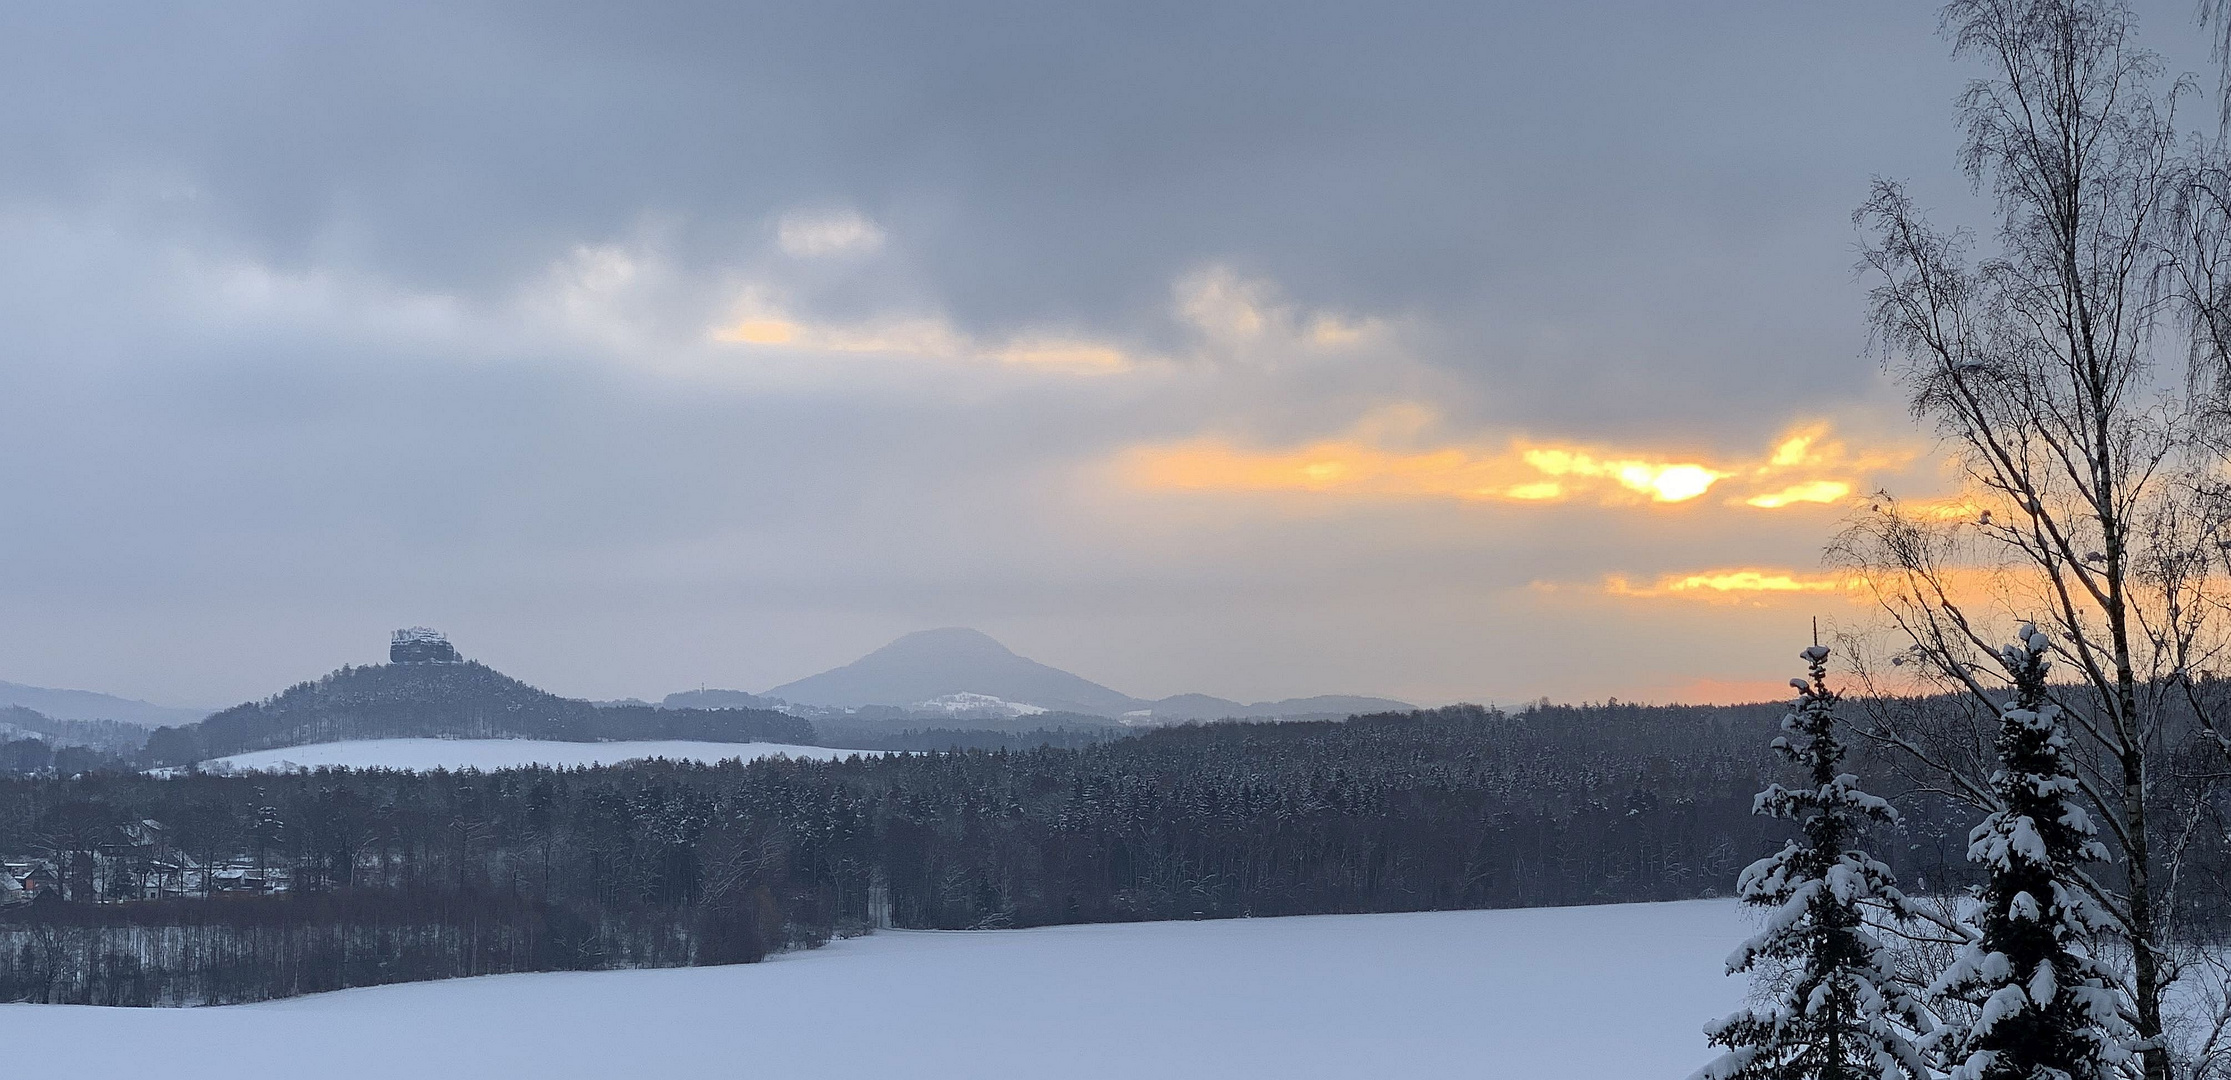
[[3, 693, 2222, 1009], [0, 701, 1958, 1005]]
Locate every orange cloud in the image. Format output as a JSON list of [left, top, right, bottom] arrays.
[[1602, 569, 1864, 601], [1123, 416, 1898, 510]]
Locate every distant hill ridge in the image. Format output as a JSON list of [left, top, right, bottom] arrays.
[[0, 705, 151, 754], [144, 661, 812, 766], [0, 680, 208, 728], [753, 627, 1413, 720]]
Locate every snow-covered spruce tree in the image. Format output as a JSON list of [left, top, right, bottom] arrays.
[[1927, 625, 2131, 1080], [1693, 643, 1932, 1080]]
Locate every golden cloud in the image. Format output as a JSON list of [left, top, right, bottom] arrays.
[[1602, 569, 1864, 600], [1746, 480, 1854, 508], [1586, 560, 2012, 612], [1768, 430, 1819, 467], [1521, 448, 1728, 503], [1123, 414, 1901, 510]]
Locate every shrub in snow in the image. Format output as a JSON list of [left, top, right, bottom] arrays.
[[1924, 625, 2131, 1080], [1693, 643, 1932, 1080]]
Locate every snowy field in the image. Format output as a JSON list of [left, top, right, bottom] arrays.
[[1, 900, 1746, 1079], [198, 738, 859, 773]]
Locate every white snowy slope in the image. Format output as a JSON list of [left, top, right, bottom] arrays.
[[907, 691, 1049, 717], [196, 738, 858, 773], [1, 900, 1747, 1080]]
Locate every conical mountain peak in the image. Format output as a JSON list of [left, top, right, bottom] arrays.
[[870, 628, 1020, 661], [765, 629, 1140, 716]]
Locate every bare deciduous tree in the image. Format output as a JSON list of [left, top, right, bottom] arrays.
[[1835, 2, 2231, 1077]]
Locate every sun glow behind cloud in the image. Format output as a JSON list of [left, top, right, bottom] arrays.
[[1123, 416, 1898, 510], [1520, 449, 1728, 503]]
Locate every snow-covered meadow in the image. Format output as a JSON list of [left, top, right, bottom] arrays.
[[3, 900, 1747, 1079], [197, 738, 859, 773]]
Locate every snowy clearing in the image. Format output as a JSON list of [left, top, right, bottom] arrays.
[[1, 900, 1745, 1079], [196, 738, 859, 773]]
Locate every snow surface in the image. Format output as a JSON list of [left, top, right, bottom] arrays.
[[198, 738, 859, 773], [907, 691, 1048, 717], [1, 900, 1747, 1079]]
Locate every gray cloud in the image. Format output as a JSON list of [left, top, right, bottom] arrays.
[[0, 0, 2212, 706]]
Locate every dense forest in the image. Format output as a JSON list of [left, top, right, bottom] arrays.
[[0, 704, 1893, 1003], [4, 698, 2222, 1006], [139, 662, 814, 764]]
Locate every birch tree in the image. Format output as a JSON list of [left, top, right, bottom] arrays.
[[1838, 2, 2231, 1077]]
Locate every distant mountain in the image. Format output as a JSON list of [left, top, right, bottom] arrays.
[[0, 680, 208, 727], [143, 661, 814, 765], [759, 628, 1415, 721], [765, 628, 1145, 716]]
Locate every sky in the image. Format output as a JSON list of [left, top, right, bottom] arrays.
[[0, 0, 2217, 710]]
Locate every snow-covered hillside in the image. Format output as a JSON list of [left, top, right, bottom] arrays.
[[197, 738, 856, 773], [1, 900, 1746, 1079], [907, 691, 1048, 717]]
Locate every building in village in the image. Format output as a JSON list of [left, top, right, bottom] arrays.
[[0, 817, 287, 904]]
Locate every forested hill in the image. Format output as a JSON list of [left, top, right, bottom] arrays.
[[141, 662, 814, 765]]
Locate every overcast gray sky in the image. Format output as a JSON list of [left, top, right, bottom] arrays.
[[0, 0, 2216, 709]]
